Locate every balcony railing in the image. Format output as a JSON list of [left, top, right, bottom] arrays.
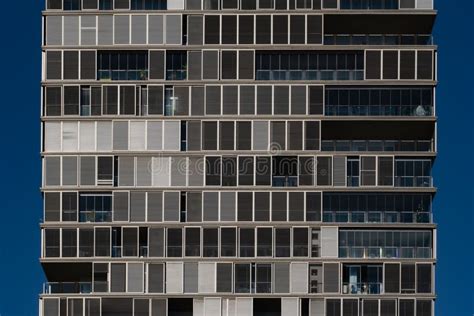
[[325, 104, 433, 117], [339, 246, 432, 259], [321, 140, 433, 152], [340, 0, 399, 9], [395, 176, 433, 187], [272, 176, 298, 187], [79, 210, 112, 223], [324, 34, 433, 46], [97, 70, 148, 81], [256, 70, 364, 81], [342, 282, 382, 295], [43, 282, 92, 294], [323, 211, 431, 224], [166, 70, 187, 80]]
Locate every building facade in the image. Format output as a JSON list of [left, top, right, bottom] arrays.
[[40, 0, 437, 315]]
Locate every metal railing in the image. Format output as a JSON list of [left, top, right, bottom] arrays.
[[325, 104, 433, 117], [342, 282, 383, 295], [395, 176, 433, 187], [321, 139, 433, 152], [98, 70, 148, 81], [324, 34, 433, 46], [323, 211, 432, 224], [43, 282, 92, 294], [339, 246, 432, 259], [256, 70, 364, 81]]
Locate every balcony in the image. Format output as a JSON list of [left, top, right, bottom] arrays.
[[97, 70, 148, 81], [324, 34, 433, 46], [321, 139, 433, 152], [256, 70, 364, 81], [272, 176, 298, 187], [43, 282, 92, 294], [340, 0, 399, 9], [323, 211, 432, 224], [339, 246, 432, 259], [325, 104, 433, 117], [395, 176, 433, 187], [342, 282, 382, 295]]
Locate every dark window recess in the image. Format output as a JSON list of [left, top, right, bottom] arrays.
[[290, 15, 305, 44], [307, 15, 323, 44], [222, 15, 237, 44], [417, 51, 433, 80], [206, 156, 221, 185], [237, 122, 252, 150], [222, 51, 237, 80], [149, 50, 165, 80], [239, 156, 254, 185], [120, 86, 135, 115], [417, 264, 432, 293], [168, 299, 193, 316], [64, 86, 80, 115], [47, 0, 62, 9], [98, 51, 148, 81], [239, 15, 254, 44], [131, 0, 168, 10], [273, 15, 288, 44], [167, 228, 182, 257], [305, 121, 320, 150], [383, 51, 399, 80], [238, 192, 253, 221], [275, 229, 290, 257], [223, 85, 238, 114], [166, 51, 187, 80], [63, 51, 79, 80], [241, 0, 256, 9], [400, 51, 416, 80], [366, 50, 381, 80], [63, 0, 81, 10], [239, 228, 255, 257], [222, 157, 237, 186], [293, 227, 308, 256], [256, 15, 271, 44], [272, 156, 298, 187], [309, 86, 324, 115], [256, 156, 271, 185], [317, 156, 332, 185], [45, 87, 62, 116], [203, 228, 218, 257], [299, 156, 314, 185], [205, 15, 220, 44], [306, 192, 321, 221], [221, 227, 236, 257], [254, 192, 270, 221], [202, 121, 218, 150]]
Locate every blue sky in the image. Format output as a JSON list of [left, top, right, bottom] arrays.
[[0, 1, 472, 315]]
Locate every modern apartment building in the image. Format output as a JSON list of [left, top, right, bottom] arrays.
[[40, 0, 437, 315]]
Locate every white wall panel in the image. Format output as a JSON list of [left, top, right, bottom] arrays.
[[79, 121, 95, 152], [198, 263, 216, 293], [167, 0, 185, 10], [321, 226, 338, 258], [166, 262, 183, 293], [152, 157, 170, 187], [205, 298, 221, 316], [130, 121, 146, 151], [290, 263, 308, 294], [147, 121, 163, 150], [163, 121, 180, 151], [62, 122, 78, 152], [235, 298, 252, 316], [194, 299, 204, 316], [44, 122, 61, 152], [282, 298, 299, 316], [97, 121, 112, 151]]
